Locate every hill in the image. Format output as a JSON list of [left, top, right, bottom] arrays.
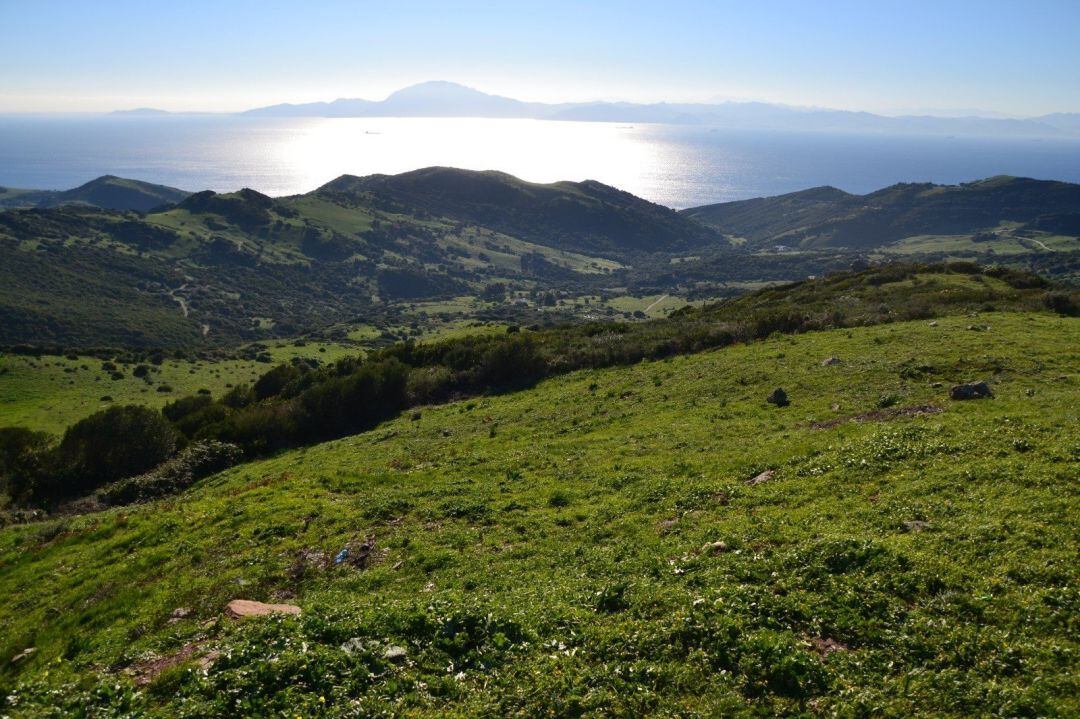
[[316, 167, 724, 255], [2, 170, 1077, 352], [0, 168, 738, 350], [683, 176, 1080, 249], [0, 301, 1076, 716], [0, 175, 191, 213]]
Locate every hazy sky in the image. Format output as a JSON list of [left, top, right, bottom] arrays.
[[1, 0, 1078, 115]]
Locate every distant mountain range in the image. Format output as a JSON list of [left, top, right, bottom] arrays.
[[237, 81, 1080, 138]]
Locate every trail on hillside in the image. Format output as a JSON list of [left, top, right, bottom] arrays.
[[167, 283, 190, 317], [645, 294, 669, 313]]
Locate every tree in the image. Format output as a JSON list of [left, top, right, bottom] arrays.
[[253, 363, 302, 400], [49, 405, 177, 499]]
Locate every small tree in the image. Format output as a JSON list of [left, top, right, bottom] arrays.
[[48, 405, 177, 499]]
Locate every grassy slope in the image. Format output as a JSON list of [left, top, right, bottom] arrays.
[[683, 177, 1080, 260], [1, 311, 1077, 716]]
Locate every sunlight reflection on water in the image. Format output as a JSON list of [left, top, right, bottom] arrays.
[[2, 115, 1079, 207]]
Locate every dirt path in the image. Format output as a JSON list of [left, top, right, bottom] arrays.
[[167, 283, 190, 317], [1028, 238, 1051, 251], [644, 294, 669, 313]]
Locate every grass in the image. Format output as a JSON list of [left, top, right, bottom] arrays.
[[0, 342, 360, 434], [0, 311, 1076, 716], [604, 293, 694, 317]]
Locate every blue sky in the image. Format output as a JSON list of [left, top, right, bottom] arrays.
[[1, 0, 1078, 115]]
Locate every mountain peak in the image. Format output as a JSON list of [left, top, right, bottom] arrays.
[[385, 81, 492, 101]]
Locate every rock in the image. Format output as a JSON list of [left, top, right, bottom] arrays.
[[383, 645, 408, 662], [949, 381, 993, 400], [168, 607, 192, 623], [701, 540, 729, 555], [441, 428, 453, 437], [928, 321, 938, 327], [766, 388, 789, 407], [746, 469, 775, 486], [340, 637, 367, 655], [821, 357, 842, 366], [11, 647, 36, 663], [197, 651, 220, 671], [903, 520, 931, 533], [225, 599, 301, 619], [288, 548, 328, 581]]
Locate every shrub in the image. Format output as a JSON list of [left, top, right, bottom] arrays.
[[42, 405, 177, 501], [298, 359, 409, 439], [222, 384, 255, 409], [0, 427, 53, 503], [406, 365, 454, 404], [162, 394, 214, 423], [253, 363, 302, 400], [97, 440, 242, 505], [1042, 291, 1078, 317]]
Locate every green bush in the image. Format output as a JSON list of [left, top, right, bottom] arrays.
[[97, 440, 242, 505], [41, 405, 177, 501]]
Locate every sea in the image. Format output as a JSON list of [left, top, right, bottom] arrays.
[[2, 115, 1080, 209]]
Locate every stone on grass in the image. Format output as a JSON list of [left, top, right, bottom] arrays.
[[701, 540, 729, 555], [746, 469, 775, 486], [821, 357, 842, 366], [766, 388, 789, 407], [383, 645, 408, 661], [949, 381, 992, 400], [225, 599, 301, 619], [11, 647, 36, 663]]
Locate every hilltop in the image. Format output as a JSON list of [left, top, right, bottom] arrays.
[[0, 175, 190, 213], [316, 167, 722, 254], [0, 168, 729, 349]]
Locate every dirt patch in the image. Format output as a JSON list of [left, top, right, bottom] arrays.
[[810, 404, 942, 430], [129, 643, 219, 686], [808, 636, 849, 656]]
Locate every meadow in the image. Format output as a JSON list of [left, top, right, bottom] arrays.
[[0, 341, 358, 434], [1, 310, 1076, 717]]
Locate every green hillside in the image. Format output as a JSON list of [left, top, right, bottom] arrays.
[[0, 176, 190, 213], [0, 170, 732, 350], [1, 302, 1077, 716], [3, 171, 1078, 351], [683, 176, 1080, 253], [318, 167, 725, 255]]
